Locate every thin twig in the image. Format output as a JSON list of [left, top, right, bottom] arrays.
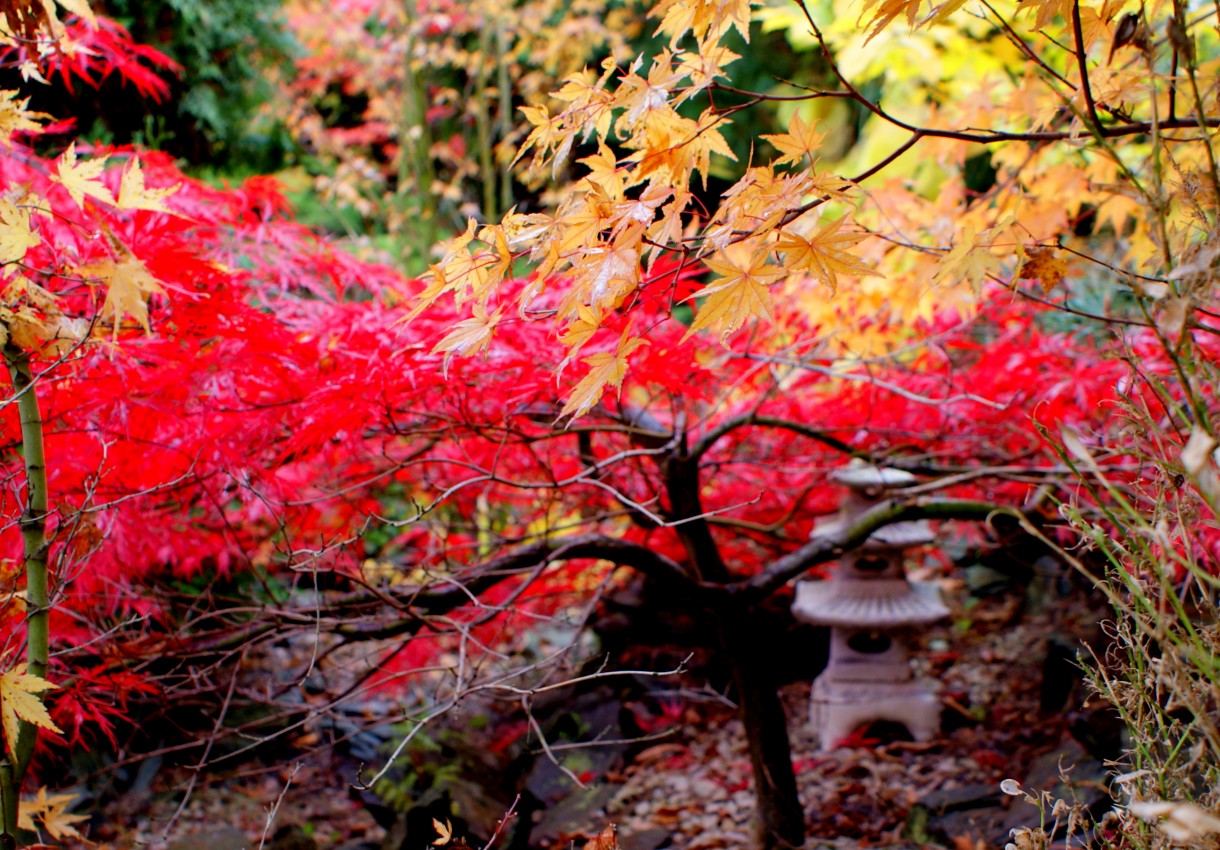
[[481, 795, 520, 850], [257, 763, 301, 850], [163, 650, 245, 838]]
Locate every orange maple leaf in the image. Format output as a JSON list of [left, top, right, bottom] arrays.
[[561, 325, 648, 419], [932, 226, 1006, 294], [761, 113, 825, 167], [683, 248, 784, 342], [432, 303, 503, 375], [776, 218, 880, 295]]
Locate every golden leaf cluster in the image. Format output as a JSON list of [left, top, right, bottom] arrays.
[[415, 0, 1220, 405], [0, 96, 182, 353], [412, 0, 888, 416]]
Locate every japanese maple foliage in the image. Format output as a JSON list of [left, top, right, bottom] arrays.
[[0, 118, 1130, 742], [0, 11, 178, 101], [0, 3, 1170, 838]]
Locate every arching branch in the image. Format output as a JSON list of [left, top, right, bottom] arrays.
[[736, 497, 1026, 603]]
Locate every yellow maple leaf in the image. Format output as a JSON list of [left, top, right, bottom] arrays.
[[17, 62, 48, 85], [0, 276, 65, 353], [620, 52, 686, 129], [701, 247, 786, 296], [1018, 0, 1074, 33], [675, 45, 740, 97], [401, 219, 481, 322], [558, 304, 605, 368], [21, 787, 86, 840], [78, 254, 165, 338], [551, 65, 616, 142], [683, 273, 775, 343], [776, 218, 882, 295], [560, 325, 648, 419], [53, 143, 115, 210], [761, 113, 825, 167], [432, 303, 503, 375], [0, 198, 40, 270], [0, 90, 46, 148], [625, 107, 698, 188], [116, 158, 180, 213], [474, 224, 513, 304], [651, 0, 753, 45], [932, 226, 1006, 294], [859, 0, 924, 40], [16, 802, 33, 833], [42, 797, 88, 840], [1078, 0, 1123, 52], [685, 110, 737, 188], [578, 143, 626, 201], [715, 0, 754, 43], [54, 0, 96, 27], [514, 104, 562, 169], [611, 184, 671, 238], [645, 190, 691, 259], [0, 664, 60, 758], [432, 817, 453, 846], [626, 108, 735, 191], [921, 0, 972, 26], [438, 248, 495, 309], [401, 264, 453, 324], [651, 0, 701, 45], [570, 237, 641, 310]]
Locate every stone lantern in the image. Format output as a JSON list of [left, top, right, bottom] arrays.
[[792, 465, 949, 749]]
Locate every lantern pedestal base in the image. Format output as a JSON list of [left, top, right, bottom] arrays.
[[809, 676, 940, 749]]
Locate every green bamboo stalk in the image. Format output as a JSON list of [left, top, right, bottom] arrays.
[[474, 23, 497, 219], [495, 26, 513, 215], [0, 761, 16, 849], [0, 343, 50, 847], [400, 6, 438, 272]]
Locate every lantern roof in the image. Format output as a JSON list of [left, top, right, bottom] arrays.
[[812, 515, 936, 548], [792, 577, 948, 628], [830, 463, 916, 490]]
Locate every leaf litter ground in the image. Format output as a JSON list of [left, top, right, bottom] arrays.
[[95, 576, 1107, 850]]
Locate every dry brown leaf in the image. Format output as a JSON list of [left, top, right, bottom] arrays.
[[582, 823, 618, 850], [0, 0, 51, 40], [1017, 246, 1067, 292], [1157, 296, 1192, 341], [950, 834, 987, 850]]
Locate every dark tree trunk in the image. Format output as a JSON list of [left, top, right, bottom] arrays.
[[659, 434, 805, 849], [719, 604, 806, 850]]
